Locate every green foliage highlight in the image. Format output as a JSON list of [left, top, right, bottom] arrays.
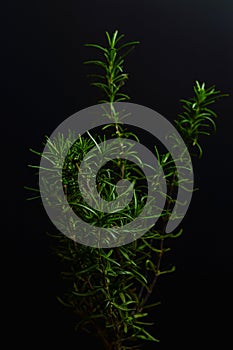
[[84, 30, 139, 102], [27, 30, 227, 349], [176, 81, 228, 157]]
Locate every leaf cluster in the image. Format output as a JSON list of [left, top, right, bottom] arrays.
[[176, 81, 228, 157], [84, 30, 139, 102]]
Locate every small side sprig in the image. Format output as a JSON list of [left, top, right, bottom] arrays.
[[175, 81, 228, 157], [84, 30, 139, 103]]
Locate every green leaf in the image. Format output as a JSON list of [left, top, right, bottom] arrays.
[[119, 292, 126, 303], [158, 265, 176, 275], [118, 41, 140, 51], [111, 30, 119, 48], [84, 60, 107, 69], [105, 31, 112, 47], [84, 43, 108, 53]]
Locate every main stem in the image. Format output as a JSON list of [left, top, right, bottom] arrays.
[[137, 171, 177, 311]]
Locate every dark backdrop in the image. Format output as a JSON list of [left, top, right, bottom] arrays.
[[2, 0, 233, 348]]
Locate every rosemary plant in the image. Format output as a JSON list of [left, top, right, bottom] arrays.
[[27, 30, 227, 349]]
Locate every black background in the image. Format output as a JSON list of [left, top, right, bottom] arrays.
[[2, 0, 233, 348]]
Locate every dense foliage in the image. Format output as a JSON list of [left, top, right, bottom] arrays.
[[28, 30, 227, 349]]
